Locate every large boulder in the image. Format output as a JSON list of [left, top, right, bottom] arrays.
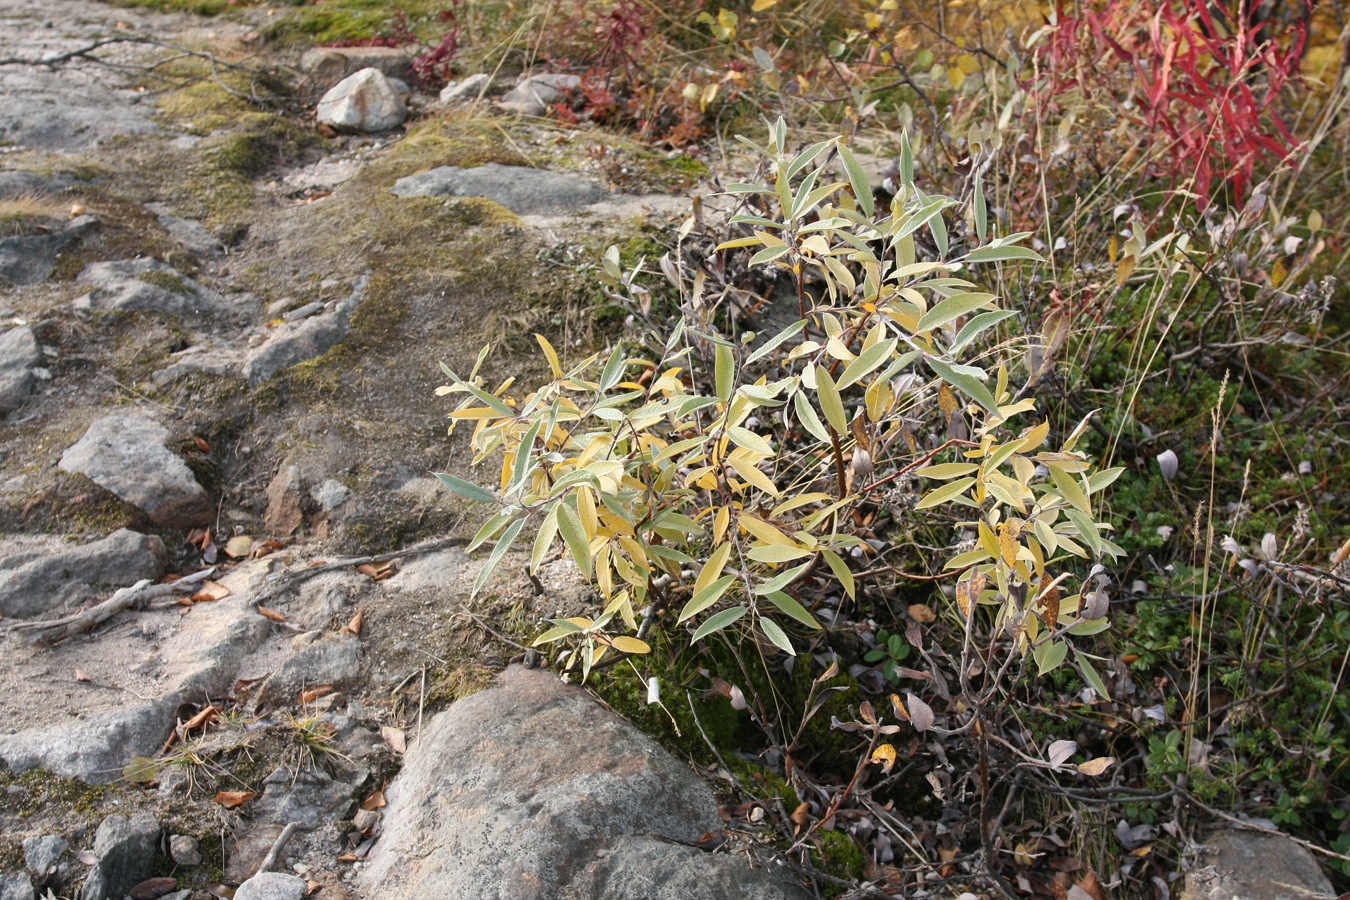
[[1182, 829, 1334, 899], [359, 665, 807, 900], [59, 414, 212, 527], [316, 68, 406, 134], [73, 258, 226, 318]]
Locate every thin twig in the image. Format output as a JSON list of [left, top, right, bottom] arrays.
[[249, 536, 469, 610], [2, 568, 217, 646], [252, 822, 299, 878]]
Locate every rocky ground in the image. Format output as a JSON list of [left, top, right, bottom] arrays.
[[0, 1, 783, 897], [0, 2, 1338, 899]]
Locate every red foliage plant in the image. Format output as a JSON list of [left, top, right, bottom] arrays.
[[1032, 0, 1310, 210]]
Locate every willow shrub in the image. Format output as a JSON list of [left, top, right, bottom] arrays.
[[436, 119, 1123, 728]]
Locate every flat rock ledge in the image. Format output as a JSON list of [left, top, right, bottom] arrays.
[[389, 163, 607, 216], [359, 665, 808, 900]]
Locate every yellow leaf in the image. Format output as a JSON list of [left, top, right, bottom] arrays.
[[948, 66, 966, 89], [1116, 255, 1137, 285], [739, 515, 795, 547], [714, 505, 730, 543], [957, 53, 980, 74], [870, 743, 897, 773], [1272, 257, 1288, 287], [1076, 756, 1115, 776], [610, 636, 651, 654], [695, 542, 733, 596], [752, 0, 777, 8], [998, 521, 1021, 568], [535, 334, 563, 378], [726, 454, 780, 496]]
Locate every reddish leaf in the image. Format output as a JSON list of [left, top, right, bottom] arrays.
[[212, 790, 256, 809]]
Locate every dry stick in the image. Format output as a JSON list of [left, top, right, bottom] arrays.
[[1, 568, 217, 646], [248, 536, 470, 610], [252, 821, 299, 878]]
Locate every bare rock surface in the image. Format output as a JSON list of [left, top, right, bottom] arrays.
[[73, 259, 224, 318], [0, 325, 43, 413], [0, 558, 272, 781], [389, 162, 607, 215], [1181, 829, 1335, 900], [0, 528, 165, 618], [316, 68, 406, 133], [80, 813, 160, 900], [58, 414, 212, 527], [0, 216, 99, 287], [243, 275, 367, 386], [234, 872, 308, 900], [359, 665, 808, 900]]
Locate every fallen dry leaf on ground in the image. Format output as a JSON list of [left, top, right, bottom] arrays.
[[362, 788, 386, 810], [301, 685, 334, 704], [258, 607, 286, 623], [224, 535, 253, 559], [346, 609, 364, 635], [212, 790, 256, 809], [191, 581, 230, 603], [381, 725, 406, 754]]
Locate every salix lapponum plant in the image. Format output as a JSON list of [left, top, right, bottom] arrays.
[[436, 119, 1123, 697]]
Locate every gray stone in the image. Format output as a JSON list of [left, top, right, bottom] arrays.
[[316, 68, 406, 133], [389, 163, 606, 216], [0, 872, 34, 900], [226, 824, 285, 884], [0, 560, 273, 782], [58, 414, 212, 527], [0, 325, 42, 414], [0, 528, 166, 619], [1181, 829, 1334, 900], [243, 276, 367, 386], [301, 47, 412, 87], [359, 665, 808, 900], [22, 833, 67, 876], [73, 258, 218, 317], [257, 634, 362, 709], [0, 172, 70, 200], [168, 835, 201, 867], [253, 766, 361, 830], [0, 216, 98, 287], [439, 73, 491, 103], [235, 872, 308, 900], [81, 813, 160, 900], [572, 835, 808, 900], [497, 73, 581, 116], [146, 204, 225, 257], [309, 479, 351, 512]]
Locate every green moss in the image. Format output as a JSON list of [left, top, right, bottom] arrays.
[[137, 269, 192, 295], [0, 768, 113, 820], [813, 827, 867, 885], [99, 0, 232, 14], [157, 80, 252, 135]]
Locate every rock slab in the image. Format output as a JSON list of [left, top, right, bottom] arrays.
[[81, 814, 160, 900], [389, 163, 606, 216], [0, 325, 43, 414], [359, 665, 807, 900], [74, 258, 218, 317], [0, 528, 166, 619], [59, 414, 211, 527], [1181, 829, 1334, 900], [316, 68, 406, 133]]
